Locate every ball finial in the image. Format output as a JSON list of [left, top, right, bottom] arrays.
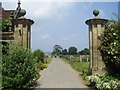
[[93, 9, 99, 17], [19, 9, 26, 17]]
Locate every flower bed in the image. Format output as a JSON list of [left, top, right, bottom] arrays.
[[86, 74, 120, 90]]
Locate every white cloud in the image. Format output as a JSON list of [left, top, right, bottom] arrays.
[[70, 34, 78, 37], [61, 34, 79, 41], [99, 9, 105, 17], [1, 1, 74, 20], [22, 2, 74, 20], [82, 2, 93, 10], [62, 37, 70, 41], [32, 3, 53, 19], [41, 34, 50, 39], [0, 1, 108, 20]]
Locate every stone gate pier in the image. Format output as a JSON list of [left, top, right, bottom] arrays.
[[85, 10, 108, 75]]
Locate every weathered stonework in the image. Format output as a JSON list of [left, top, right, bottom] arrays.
[[85, 10, 108, 75], [1, 1, 34, 49], [12, 18, 34, 48]]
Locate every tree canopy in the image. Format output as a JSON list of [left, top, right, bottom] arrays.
[[68, 47, 77, 55], [33, 49, 45, 63], [62, 49, 68, 55], [78, 48, 89, 55], [52, 45, 63, 55]]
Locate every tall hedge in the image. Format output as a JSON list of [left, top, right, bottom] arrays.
[[99, 21, 120, 74], [2, 46, 39, 89]]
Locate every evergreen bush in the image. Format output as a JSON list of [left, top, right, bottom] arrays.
[[2, 46, 39, 89]]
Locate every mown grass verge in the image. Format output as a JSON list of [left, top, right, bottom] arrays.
[[62, 56, 89, 79]]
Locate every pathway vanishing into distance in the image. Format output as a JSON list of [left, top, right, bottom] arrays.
[[36, 58, 90, 88]]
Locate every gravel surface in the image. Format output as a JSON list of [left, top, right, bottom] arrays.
[[36, 58, 90, 88]]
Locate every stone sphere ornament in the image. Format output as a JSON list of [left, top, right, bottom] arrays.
[[93, 9, 99, 17], [19, 9, 26, 17]]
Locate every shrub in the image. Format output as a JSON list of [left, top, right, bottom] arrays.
[[2, 46, 39, 89], [41, 64, 48, 70], [99, 21, 120, 74], [81, 69, 89, 79], [86, 74, 120, 90], [2, 43, 9, 55], [46, 56, 52, 64], [2, 19, 11, 32], [33, 49, 45, 63]]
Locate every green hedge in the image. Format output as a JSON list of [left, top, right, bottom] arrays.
[[2, 46, 39, 89]]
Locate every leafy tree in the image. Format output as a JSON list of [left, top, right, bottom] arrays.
[[78, 48, 89, 55], [2, 46, 39, 89], [99, 21, 120, 74], [52, 45, 63, 55], [62, 49, 68, 55], [68, 47, 77, 55], [33, 49, 45, 63]]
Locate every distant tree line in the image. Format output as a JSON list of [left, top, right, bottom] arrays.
[[52, 45, 89, 55]]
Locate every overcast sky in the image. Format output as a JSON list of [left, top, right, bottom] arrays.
[[1, 0, 119, 52]]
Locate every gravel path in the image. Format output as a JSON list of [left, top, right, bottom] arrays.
[[36, 58, 90, 88]]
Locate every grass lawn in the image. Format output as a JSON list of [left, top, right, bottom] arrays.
[[62, 56, 89, 79], [70, 61, 89, 75]]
